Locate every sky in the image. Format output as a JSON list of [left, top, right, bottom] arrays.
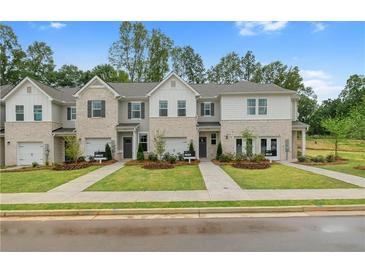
[[3, 21, 365, 102]]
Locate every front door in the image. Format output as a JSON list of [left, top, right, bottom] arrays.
[[123, 137, 132, 158], [199, 137, 207, 158]]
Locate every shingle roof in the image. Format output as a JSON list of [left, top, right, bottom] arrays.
[[0, 84, 14, 99]]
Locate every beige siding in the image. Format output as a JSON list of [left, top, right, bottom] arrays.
[[118, 99, 149, 131], [60, 105, 76, 128], [197, 99, 221, 122]]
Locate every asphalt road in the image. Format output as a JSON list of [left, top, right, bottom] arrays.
[[1, 215, 364, 251]]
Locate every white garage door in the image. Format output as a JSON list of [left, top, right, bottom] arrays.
[[17, 142, 44, 166], [164, 137, 187, 155], [85, 138, 111, 158]]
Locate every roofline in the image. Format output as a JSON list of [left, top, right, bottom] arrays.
[[73, 75, 121, 98], [2, 77, 54, 102], [146, 72, 201, 97]]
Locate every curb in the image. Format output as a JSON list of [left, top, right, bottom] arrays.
[[1, 205, 364, 217]]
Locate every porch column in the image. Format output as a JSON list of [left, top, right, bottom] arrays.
[[132, 130, 137, 160], [301, 129, 306, 156]]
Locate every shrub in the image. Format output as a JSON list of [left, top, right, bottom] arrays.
[[326, 154, 336, 162], [219, 153, 234, 162], [250, 154, 266, 163], [143, 162, 174, 169], [232, 161, 271, 169], [32, 162, 39, 168], [105, 143, 112, 160], [312, 155, 325, 163], [216, 142, 222, 160], [137, 143, 145, 161], [148, 152, 158, 162], [153, 130, 166, 159], [189, 140, 195, 154], [162, 152, 177, 164], [298, 155, 307, 162], [168, 154, 177, 164], [77, 156, 86, 162], [64, 136, 81, 163], [177, 152, 184, 161], [235, 153, 248, 161]]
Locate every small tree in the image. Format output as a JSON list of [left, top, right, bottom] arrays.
[[216, 142, 223, 160], [137, 143, 144, 161], [64, 136, 81, 163], [322, 117, 349, 157], [189, 139, 195, 153], [241, 129, 256, 157], [105, 143, 112, 160], [153, 130, 166, 159]]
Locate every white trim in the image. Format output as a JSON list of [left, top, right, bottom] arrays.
[[73, 75, 120, 98], [131, 101, 142, 120], [203, 102, 212, 117], [2, 77, 53, 101], [138, 132, 149, 152], [146, 72, 200, 97]]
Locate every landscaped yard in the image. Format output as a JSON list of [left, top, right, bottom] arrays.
[[86, 165, 206, 191], [221, 163, 359, 189], [0, 166, 101, 193]]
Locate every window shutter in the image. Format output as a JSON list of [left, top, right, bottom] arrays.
[[67, 107, 71, 120], [128, 102, 131, 119], [101, 100, 106, 117], [201, 103, 204, 116], [141, 102, 145, 119], [87, 101, 92, 118], [211, 103, 215, 116]]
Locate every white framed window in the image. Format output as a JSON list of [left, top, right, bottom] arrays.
[[67, 106, 76, 120], [92, 100, 102, 117], [15, 105, 24, 121], [247, 99, 256, 115], [159, 100, 168, 117], [33, 105, 42, 121], [177, 100, 186, 117], [258, 98, 267, 115], [139, 133, 148, 152], [203, 102, 212, 116], [131, 102, 141, 119], [211, 133, 217, 145]]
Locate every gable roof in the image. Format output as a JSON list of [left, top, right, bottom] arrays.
[[73, 75, 120, 98]]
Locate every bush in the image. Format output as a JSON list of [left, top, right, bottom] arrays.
[[143, 162, 174, 169], [326, 154, 336, 162], [177, 152, 184, 161], [105, 143, 112, 161], [216, 142, 222, 160], [32, 162, 39, 168], [312, 155, 325, 163], [148, 152, 158, 162], [219, 153, 234, 162], [250, 154, 266, 163], [137, 143, 145, 161], [77, 156, 86, 162], [162, 152, 177, 164], [189, 140, 195, 154], [298, 155, 307, 162], [235, 153, 248, 161]]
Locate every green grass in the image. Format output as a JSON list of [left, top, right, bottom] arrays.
[[0, 166, 101, 193], [1, 199, 364, 211], [86, 165, 206, 191], [306, 137, 365, 152], [221, 163, 358, 189]]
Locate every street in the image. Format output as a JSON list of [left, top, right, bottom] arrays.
[[1, 215, 364, 251]]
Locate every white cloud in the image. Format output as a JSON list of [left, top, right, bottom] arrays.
[[50, 22, 66, 29], [300, 70, 343, 102], [235, 21, 288, 36], [312, 22, 326, 32]]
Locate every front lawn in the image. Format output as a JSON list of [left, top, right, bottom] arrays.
[[86, 165, 206, 191], [221, 163, 358, 189], [0, 166, 101, 193]]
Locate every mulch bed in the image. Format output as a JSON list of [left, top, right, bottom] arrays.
[[0, 166, 51, 173], [232, 161, 271, 169], [53, 162, 92, 171], [143, 162, 174, 169], [125, 160, 199, 167], [298, 160, 348, 166], [354, 165, 365, 170]]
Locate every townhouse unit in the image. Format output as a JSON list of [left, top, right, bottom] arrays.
[[0, 72, 308, 166]]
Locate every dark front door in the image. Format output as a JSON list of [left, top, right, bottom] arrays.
[[123, 137, 132, 158], [199, 137, 207, 158]]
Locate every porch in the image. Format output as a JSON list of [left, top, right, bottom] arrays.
[[197, 122, 220, 160], [115, 123, 141, 160], [292, 121, 309, 160]]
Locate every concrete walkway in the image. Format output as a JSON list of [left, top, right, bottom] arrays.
[[48, 162, 125, 193], [281, 161, 365, 188]]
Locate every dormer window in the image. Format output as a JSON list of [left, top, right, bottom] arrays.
[[27, 86, 32, 93]]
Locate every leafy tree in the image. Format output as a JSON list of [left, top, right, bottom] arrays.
[[346, 96, 365, 139], [0, 24, 26, 85], [89, 64, 129, 82], [153, 130, 166, 159], [171, 46, 205, 83], [189, 140, 195, 153], [64, 136, 81, 163], [338, 74, 365, 116], [297, 87, 318, 124], [321, 117, 349, 157], [241, 50, 259, 81], [145, 29, 173, 82], [216, 142, 223, 160], [105, 143, 112, 160], [109, 22, 148, 82], [207, 52, 242, 84], [24, 41, 55, 84], [137, 143, 145, 161], [241, 129, 256, 156], [54, 64, 85, 87]]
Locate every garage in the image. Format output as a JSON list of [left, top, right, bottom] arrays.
[[17, 142, 44, 166], [85, 138, 112, 158], [164, 137, 187, 155]]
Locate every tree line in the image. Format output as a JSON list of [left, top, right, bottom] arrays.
[[1, 22, 364, 137]]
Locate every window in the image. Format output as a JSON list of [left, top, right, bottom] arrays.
[[15, 105, 24, 121], [177, 100, 186, 117], [67, 106, 76, 120], [139, 133, 148, 152], [131, 102, 141, 119], [247, 99, 256, 115], [33, 105, 42, 121], [159, 100, 168, 117], [203, 102, 211, 116], [26, 86, 32, 93], [92, 100, 102, 117], [258, 99, 267, 115], [171, 80, 176, 87], [211, 133, 217, 145]]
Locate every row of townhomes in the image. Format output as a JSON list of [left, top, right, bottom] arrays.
[[0, 72, 308, 166]]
